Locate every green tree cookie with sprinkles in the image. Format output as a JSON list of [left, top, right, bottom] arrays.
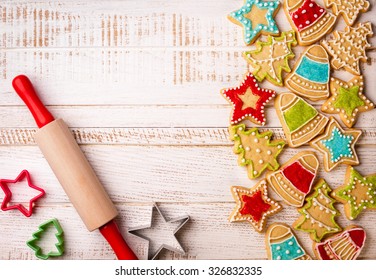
[[293, 179, 341, 242], [229, 124, 285, 179], [332, 166, 376, 220], [227, 0, 280, 45], [310, 117, 361, 172]]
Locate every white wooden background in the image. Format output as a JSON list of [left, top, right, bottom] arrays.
[[0, 0, 375, 260]]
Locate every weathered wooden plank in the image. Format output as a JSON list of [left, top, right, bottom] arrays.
[[0, 203, 375, 259], [0, 49, 375, 105], [1, 127, 376, 146], [0, 145, 375, 204], [1, 0, 375, 48], [0, 104, 375, 129]]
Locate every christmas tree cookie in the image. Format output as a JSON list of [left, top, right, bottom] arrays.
[[332, 166, 376, 220], [243, 30, 297, 86], [228, 0, 280, 45], [285, 45, 330, 101], [283, 0, 336, 46], [26, 218, 64, 260], [322, 22, 373, 75], [310, 117, 361, 172], [293, 179, 341, 242], [221, 73, 276, 125], [314, 226, 366, 260], [275, 92, 328, 147], [265, 223, 311, 260], [229, 124, 286, 179], [322, 76, 374, 128], [229, 180, 282, 232], [266, 151, 319, 207], [324, 0, 370, 26]]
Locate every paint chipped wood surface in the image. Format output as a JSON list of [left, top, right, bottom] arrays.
[[0, 0, 375, 260]]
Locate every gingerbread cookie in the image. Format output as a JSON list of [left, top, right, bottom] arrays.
[[324, 0, 370, 26], [322, 76, 374, 128], [229, 180, 282, 232], [229, 124, 286, 179], [243, 31, 297, 86], [322, 22, 373, 75], [221, 73, 276, 126], [284, 0, 336, 46], [293, 179, 341, 242], [332, 166, 376, 220], [228, 0, 280, 45], [285, 45, 330, 101], [265, 223, 311, 260], [310, 117, 361, 172], [275, 92, 328, 147], [314, 226, 366, 260], [266, 151, 319, 207]]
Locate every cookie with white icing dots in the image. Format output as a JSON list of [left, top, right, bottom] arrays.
[[229, 180, 282, 232], [229, 124, 286, 179], [331, 166, 376, 220], [265, 223, 311, 260], [322, 22, 373, 75], [284, 0, 336, 46], [324, 0, 370, 26], [221, 73, 276, 126], [243, 30, 297, 86], [266, 151, 319, 207], [321, 76, 374, 128], [310, 117, 361, 172], [285, 45, 330, 101], [228, 0, 281, 45], [293, 179, 342, 242], [275, 92, 329, 147], [314, 226, 366, 260]]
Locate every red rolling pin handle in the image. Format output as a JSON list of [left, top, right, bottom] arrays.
[[12, 75, 138, 260], [12, 75, 55, 128]]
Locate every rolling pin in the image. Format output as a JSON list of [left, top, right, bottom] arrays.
[[12, 75, 138, 260]]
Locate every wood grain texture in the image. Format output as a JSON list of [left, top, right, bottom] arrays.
[[0, 0, 375, 260]]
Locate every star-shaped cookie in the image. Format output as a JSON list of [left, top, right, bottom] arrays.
[[229, 124, 286, 179], [229, 180, 282, 232], [221, 73, 276, 125], [228, 0, 280, 45], [332, 166, 376, 220], [322, 76, 374, 128], [310, 117, 361, 172]]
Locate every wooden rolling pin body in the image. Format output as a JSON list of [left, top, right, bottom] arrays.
[[35, 119, 118, 231]]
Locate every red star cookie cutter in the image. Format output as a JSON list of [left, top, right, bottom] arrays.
[[0, 170, 45, 217]]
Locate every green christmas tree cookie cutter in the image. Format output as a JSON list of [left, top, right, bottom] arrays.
[[26, 218, 64, 260]]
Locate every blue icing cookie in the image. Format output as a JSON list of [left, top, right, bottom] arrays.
[[228, 0, 280, 45], [321, 126, 354, 163], [295, 56, 329, 84], [270, 236, 305, 260]]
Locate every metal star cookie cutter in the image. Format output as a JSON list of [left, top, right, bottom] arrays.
[[26, 218, 65, 260], [128, 203, 189, 260], [0, 170, 45, 217]]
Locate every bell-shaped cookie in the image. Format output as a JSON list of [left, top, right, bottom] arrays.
[[314, 226, 366, 260], [275, 92, 328, 147], [285, 45, 330, 101], [267, 151, 319, 207], [284, 0, 336, 45], [266, 223, 311, 260]]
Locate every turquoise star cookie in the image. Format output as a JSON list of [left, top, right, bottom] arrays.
[[228, 0, 280, 45], [310, 117, 361, 172]]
